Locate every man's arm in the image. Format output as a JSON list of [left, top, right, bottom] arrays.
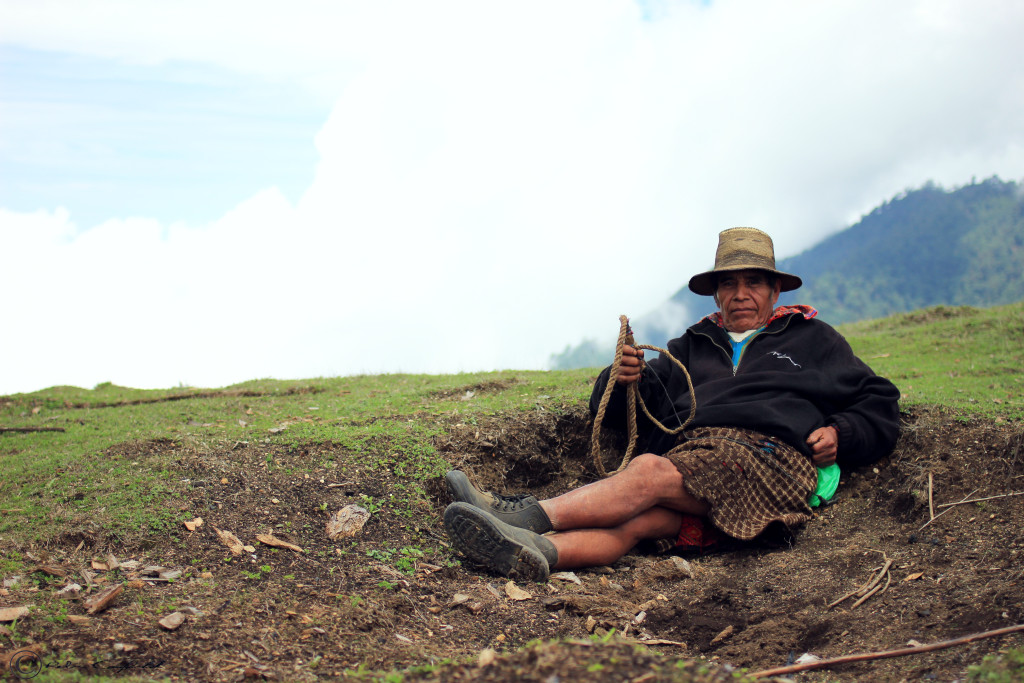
[[819, 331, 901, 468]]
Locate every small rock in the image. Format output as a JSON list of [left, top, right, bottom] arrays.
[[449, 593, 472, 607], [159, 570, 182, 581], [585, 615, 597, 632], [794, 653, 821, 664], [158, 611, 186, 630], [478, 648, 497, 667], [2, 576, 21, 589], [326, 505, 371, 540], [58, 583, 83, 598], [669, 556, 695, 578], [0, 606, 29, 622]]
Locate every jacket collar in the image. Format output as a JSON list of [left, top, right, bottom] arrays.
[[698, 304, 818, 332]]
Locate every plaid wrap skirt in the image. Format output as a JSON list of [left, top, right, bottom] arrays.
[[664, 426, 817, 541]]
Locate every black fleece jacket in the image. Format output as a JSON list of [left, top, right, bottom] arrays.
[[590, 311, 901, 468]]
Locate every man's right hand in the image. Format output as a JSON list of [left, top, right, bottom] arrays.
[[616, 345, 644, 385]]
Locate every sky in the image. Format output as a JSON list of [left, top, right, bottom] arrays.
[[2, 0, 1023, 395]]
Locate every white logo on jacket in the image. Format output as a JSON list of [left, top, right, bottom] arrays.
[[767, 351, 802, 368]]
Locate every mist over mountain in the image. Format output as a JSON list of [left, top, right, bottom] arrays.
[[550, 176, 1024, 369]]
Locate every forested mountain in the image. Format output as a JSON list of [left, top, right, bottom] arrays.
[[550, 176, 1024, 369]]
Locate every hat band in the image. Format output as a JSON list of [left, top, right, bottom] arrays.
[[716, 249, 776, 270]]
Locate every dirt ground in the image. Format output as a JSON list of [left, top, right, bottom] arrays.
[[2, 404, 1023, 682]]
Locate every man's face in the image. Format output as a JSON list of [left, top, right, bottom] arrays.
[[715, 269, 782, 332]]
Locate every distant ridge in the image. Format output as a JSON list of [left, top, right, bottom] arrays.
[[551, 176, 1024, 369]]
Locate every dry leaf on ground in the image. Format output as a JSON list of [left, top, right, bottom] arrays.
[[504, 581, 532, 601], [84, 584, 123, 614], [256, 533, 303, 552], [215, 527, 255, 555]]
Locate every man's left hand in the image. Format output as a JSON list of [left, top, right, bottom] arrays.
[[806, 426, 838, 467]]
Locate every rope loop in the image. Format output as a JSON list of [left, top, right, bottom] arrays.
[[590, 315, 697, 477]]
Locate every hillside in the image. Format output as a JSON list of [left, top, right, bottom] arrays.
[[552, 177, 1024, 370], [1, 304, 1023, 681]]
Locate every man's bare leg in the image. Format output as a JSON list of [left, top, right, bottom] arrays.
[[548, 505, 685, 569], [540, 453, 709, 531]]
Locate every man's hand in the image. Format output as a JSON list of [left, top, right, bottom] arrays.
[[806, 425, 838, 467], [615, 345, 644, 385]]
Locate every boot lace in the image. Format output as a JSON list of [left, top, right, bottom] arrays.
[[491, 493, 534, 512]]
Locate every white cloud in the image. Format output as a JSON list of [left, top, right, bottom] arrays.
[[2, 0, 1024, 393]]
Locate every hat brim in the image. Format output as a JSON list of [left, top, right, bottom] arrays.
[[688, 268, 802, 296]]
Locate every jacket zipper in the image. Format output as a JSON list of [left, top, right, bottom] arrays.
[[695, 315, 797, 376]]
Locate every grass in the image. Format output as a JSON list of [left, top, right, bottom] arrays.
[[0, 368, 595, 550], [839, 301, 1024, 420], [2, 303, 1022, 550]]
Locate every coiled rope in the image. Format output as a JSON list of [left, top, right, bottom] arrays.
[[590, 315, 697, 477]]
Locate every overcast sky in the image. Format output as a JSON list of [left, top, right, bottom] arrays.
[[2, 0, 1023, 395]]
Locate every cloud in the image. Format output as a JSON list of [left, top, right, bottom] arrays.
[[1, 0, 1023, 393]]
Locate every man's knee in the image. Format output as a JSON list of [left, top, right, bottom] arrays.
[[628, 452, 681, 478], [625, 453, 683, 494]]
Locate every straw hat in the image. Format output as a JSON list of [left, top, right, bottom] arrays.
[[688, 227, 802, 296]]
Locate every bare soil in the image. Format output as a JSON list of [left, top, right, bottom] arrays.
[[3, 406, 1023, 681]]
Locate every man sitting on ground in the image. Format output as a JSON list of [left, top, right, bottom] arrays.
[[443, 227, 901, 581]]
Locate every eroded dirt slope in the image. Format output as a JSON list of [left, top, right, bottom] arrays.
[[2, 406, 1022, 681]]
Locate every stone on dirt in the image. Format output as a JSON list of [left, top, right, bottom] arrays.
[[326, 505, 371, 539], [478, 648, 498, 667], [158, 611, 186, 630], [0, 605, 29, 621]]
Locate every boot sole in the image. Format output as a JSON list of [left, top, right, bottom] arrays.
[[443, 502, 548, 582]]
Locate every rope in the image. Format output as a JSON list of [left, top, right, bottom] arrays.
[[590, 315, 697, 477]]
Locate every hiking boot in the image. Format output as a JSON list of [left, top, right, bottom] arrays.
[[444, 470, 553, 534], [443, 502, 557, 582]]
